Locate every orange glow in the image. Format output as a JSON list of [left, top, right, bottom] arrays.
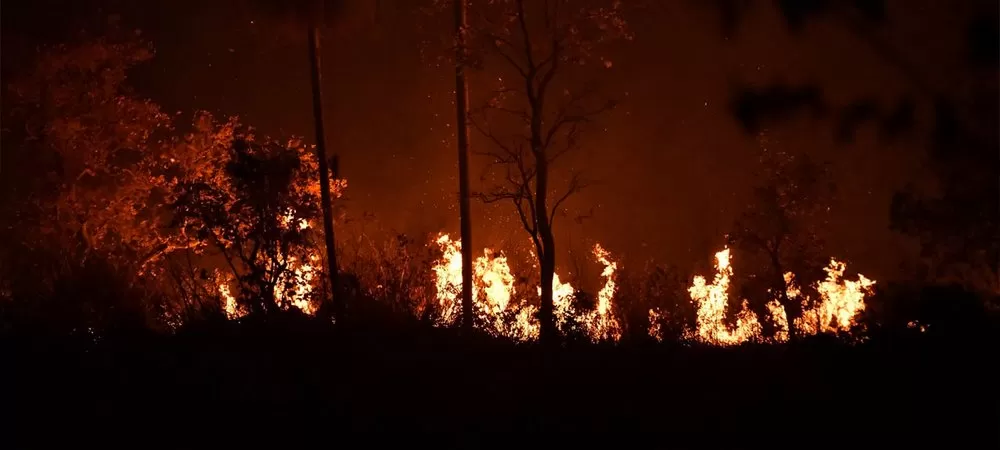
[[651, 243, 877, 345], [432, 233, 534, 340], [218, 278, 241, 319], [796, 259, 875, 335], [432, 235, 621, 342], [686, 248, 763, 346]]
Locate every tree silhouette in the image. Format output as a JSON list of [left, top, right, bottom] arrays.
[[730, 133, 834, 338], [710, 0, 998, 294], [171, 126, 325, 316], [466, 0, 630, 343]]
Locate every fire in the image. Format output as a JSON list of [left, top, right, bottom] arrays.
[[686, 247, 763, 346], [219, 280, 241, 319], [648, 309, 664, 341], [432, 233, 466, 324], [431, 235, 621, 342], [767, 299, 789, 343], [432, 233, 532, 339], [549, 272, 577, 331], [651, 244, 876, 345], [215, 205, 328, 317], [579, 244, 622, 341], [796, 259, 875, 334], [594, 244, 616, 316], [274, 254, 320, 315]]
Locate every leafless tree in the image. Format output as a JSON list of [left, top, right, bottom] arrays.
[[466, 0, 631, 343]]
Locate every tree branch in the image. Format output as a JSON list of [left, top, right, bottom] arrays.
[[549, 171, 587, 225]]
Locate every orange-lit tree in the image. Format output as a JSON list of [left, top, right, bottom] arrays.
[[251, 0, 371, 320], [1, 30, 177, 328], [169, 122, 326, 316], [466, 0, 631, 343]]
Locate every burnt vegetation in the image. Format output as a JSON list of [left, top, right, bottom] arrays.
[[2, 0, 998, 445]]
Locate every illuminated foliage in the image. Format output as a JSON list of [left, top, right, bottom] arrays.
[[170, 118, 337, 316]]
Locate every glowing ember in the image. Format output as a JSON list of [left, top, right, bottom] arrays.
[[767, 299, 789, 343], [648, 309, 664, 341]]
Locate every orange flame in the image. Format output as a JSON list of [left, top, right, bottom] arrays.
[[432, 235, 621, 342], [796, 259, 875, 334], [650, 244, 876, 345], [686, 248, 763, 346], [432, 233, 534, 340]]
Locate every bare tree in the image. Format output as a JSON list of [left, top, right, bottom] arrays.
[[467, 0, 630, 343]]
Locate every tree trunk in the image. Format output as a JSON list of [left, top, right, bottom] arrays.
[[454, 0, 475, 331], [307, 17, 342, 321], [538, 237, 557, 343], [534, 126, 557, 344]]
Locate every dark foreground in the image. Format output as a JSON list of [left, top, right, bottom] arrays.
[[6, 314, 999, 447]]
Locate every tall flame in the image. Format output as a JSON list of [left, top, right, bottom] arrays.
[[582, 243, 621, 341], [432, 233, 532, 339], [796, 259, 875, 334], [215, 208, 325, 317], [431, 235, 621, 342], [651, 244, 876, 345], [686, 248, 762, 346]]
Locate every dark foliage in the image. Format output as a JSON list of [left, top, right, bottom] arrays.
[[5, 286, 998, 446]]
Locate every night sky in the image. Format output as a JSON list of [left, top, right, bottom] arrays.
[[4, 0, 994, 283]]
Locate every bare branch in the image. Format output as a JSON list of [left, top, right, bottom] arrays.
[[548, 171, 589, 225], [484, 32, 529, 79]]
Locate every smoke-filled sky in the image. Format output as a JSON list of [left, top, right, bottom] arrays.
[[4, 0, 995, 283]]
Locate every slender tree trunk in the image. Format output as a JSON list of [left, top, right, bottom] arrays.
[[533, 114, 557, 343], [538, 238, 557, 343], [454, 0, 475, 331], [307, 16, 342, 321]]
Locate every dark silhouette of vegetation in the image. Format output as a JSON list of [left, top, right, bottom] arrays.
[[710, 0, 999, 296], [2, 4, 998, 445], [730, 134, 835, 339]]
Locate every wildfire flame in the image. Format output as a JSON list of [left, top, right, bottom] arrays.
[[796, 260, 875, 335], [431, 234, 621, 342], [651, 243, 876, 345], [212, 173, 346, 318], [432, 233, 534, 339], [686, 248, 763, 346], [219, 278, 241, 319]]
